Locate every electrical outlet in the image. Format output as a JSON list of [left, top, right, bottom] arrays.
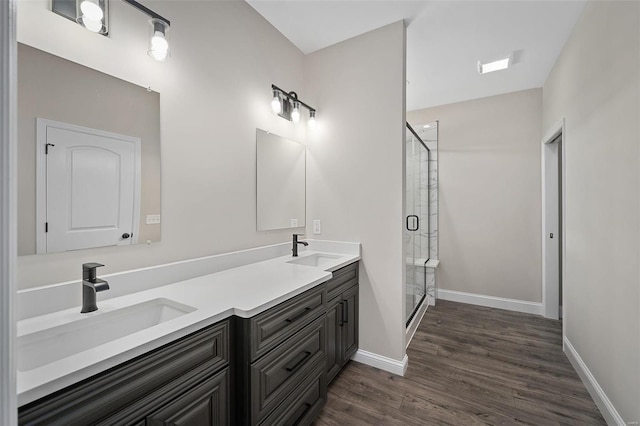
[[146, 214, 161, 225], [290, 218, 298, 227], [313, 219, 321, 235]]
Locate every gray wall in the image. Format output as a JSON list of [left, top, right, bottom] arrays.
[[408, 88, 543, 303], [305, 21, 407, 361], [543, 1, 639, 421], [17, 43, 161, 254]]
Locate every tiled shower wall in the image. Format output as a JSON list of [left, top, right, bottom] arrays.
[[416, 124, 438, 299]]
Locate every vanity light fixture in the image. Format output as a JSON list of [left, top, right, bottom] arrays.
[[57, 0, 171, 61], [271, 84, 317, 127]]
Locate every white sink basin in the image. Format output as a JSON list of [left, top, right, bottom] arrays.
[[17, 298, 196, 372], [287, 253, 342, 268]]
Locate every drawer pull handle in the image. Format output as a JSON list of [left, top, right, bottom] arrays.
[[288, 402, 313, 426], [285, 307, 311, 324], [342, 300, 348, 324], [285, 350, 312, 372]]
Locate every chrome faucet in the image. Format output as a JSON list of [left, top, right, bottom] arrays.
[[81, 263, 109, 313], [292, 234, 308, 257]]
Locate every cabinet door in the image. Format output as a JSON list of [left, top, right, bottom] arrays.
[[341, 285, 359, 364], [326, 297, 343, 383], [146, 368, 229, 426]]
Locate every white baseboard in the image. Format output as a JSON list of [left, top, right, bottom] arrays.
[[352, 349, 408, 376], [563, 337, 626, 426], [437, 289, 543, 315]]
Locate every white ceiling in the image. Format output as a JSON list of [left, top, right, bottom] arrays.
[[246, 0, 586, 111]]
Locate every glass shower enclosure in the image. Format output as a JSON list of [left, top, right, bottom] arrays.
[[405, 122, 436, 326]]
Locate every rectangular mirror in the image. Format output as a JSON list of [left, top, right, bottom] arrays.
[[256, 129, 305, 231], [18, 43, 161, 255]]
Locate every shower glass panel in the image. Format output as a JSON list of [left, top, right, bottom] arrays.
[[405, 123, 431, 325]]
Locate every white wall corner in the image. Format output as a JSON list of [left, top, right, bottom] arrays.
[[437, 289, 543, 316], [563, 337, 626, 426], [352, 349, 409, 377]]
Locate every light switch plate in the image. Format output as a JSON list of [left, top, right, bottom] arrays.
[[313, 219, 321, 235], [146, 214, 161, 225]]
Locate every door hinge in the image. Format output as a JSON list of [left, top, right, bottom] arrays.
[[45, 143, 55, 154], [45, 222, 48, 233]]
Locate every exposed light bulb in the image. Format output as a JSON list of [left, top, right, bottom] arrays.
[[150, 32, 169, 61], [148, 19, 170, 62], [291, 102, 300, 123], [81, 16, 103, 33], [271, 91, 282, 114], [308, 111, 316, 129], [80, 0, 103, 21]]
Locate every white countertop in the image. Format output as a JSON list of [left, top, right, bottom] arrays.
[[17, 246, 360, 406]]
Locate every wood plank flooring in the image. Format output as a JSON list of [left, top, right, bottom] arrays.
[[313, 300, 605, 425]]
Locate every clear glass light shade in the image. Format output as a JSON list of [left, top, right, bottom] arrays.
[[80, 0, 103, 21], [76, 0, 107, 34], [81, 16, 103, 32], [308, 111, 316, 129], [291, 102, 301, 123], [271, 91, 282, 114], [148, 19, 170, 62]]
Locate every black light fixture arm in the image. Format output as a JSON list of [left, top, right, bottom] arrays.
[[122, 0, 170, 26], [272, 84, 316, 113]]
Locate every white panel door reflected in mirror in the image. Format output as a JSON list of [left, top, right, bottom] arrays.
[[256, 129, 305, 231], [36, 119, 141, 254]]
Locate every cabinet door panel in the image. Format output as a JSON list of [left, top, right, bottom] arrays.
[[341, 285, 359, 364], [326, 297, 342, 383]]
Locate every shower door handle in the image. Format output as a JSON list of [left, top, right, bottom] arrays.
[[406, 215, 419, 231]]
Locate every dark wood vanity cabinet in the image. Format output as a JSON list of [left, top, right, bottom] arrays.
[[18, 320, 230, 426], [325, 262, 359, 384], [233, 261, 359, 425], [234, 284, 329, 426], [19, 261, 359, 426]]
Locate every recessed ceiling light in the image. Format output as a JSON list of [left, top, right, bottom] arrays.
[[478, 55, 512, 74], [423, 124, 431, 128]]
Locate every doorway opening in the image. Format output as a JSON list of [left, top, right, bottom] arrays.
[[542, 119, 565, 320]]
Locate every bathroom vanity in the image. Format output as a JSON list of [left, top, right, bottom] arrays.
[[16, 243, 360, 426]]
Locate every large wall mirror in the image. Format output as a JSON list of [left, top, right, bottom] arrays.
[[256, 129, 305, 231], [17, 43, 162, 255]]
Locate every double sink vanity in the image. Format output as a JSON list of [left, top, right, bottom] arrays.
[[17, 240, 360, 425]]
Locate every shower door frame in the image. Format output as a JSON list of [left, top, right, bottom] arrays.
[[405, 122, 430, 327]]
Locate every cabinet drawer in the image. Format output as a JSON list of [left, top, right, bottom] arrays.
[[250, 316, 326, 424], [19, 320, 229, 426], [250, 284, 325, 361], [146, 367, 229, 426], [259, 362, 326, 426], [325, 262, 358, 301], [98, 360, 229, 425]]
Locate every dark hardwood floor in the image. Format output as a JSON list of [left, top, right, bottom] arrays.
[[314, 300, 605, 425]]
